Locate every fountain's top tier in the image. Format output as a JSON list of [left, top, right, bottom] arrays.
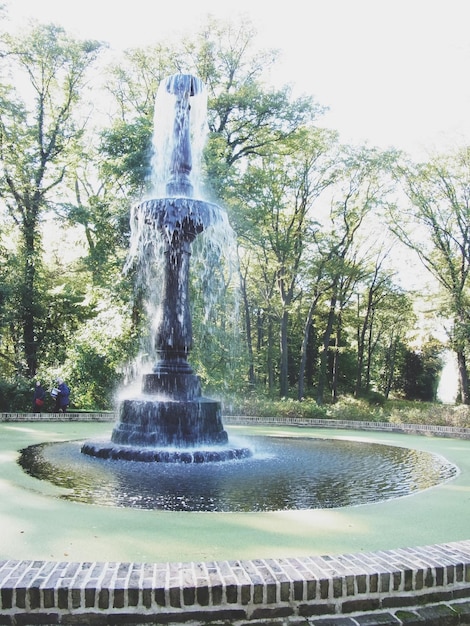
[[165, 74, 204, 98], [137, 73, 222, 241], [158, 73, 206, 198]]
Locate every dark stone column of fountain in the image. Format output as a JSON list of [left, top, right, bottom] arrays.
[[108, 73, 229, 450]]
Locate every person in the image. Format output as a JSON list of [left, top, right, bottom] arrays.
[[54, 378, 71, 413], [32, 381, 46, 413]]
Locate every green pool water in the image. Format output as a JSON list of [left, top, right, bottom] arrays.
[[1, 421, 469, 563]]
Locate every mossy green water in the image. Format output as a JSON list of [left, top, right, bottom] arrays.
[[1, 421, 469, 563]]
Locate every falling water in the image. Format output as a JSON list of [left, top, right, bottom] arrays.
[[122, 76, 239, 381], [150, 75, 208, 199]]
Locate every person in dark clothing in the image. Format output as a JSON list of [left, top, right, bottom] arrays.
[[54, 378, 71, 413], [33, 381, 46, 413]]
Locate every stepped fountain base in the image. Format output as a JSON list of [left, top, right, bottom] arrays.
[[81, 387, 253, 463], [81, 440, 252, 463], [112, 395, 229, 447]]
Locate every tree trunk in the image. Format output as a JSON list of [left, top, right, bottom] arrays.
[[298, 303, 314, 400], [267, 317, 275, 391], [317, 294, 336, 405], [355, 295, 372, 398], [239, 270, 255, 387], [22, 218, 38, 378], [364, 310, 375, 391], [298, 293, 323, 401], [331, 311, 342, 402], [456, 349, 470, 404], [279, 308, 289, 397], [383, 336, 398, 399]]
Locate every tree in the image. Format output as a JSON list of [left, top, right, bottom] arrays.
[[200, 19, 321, 196], [0, 23, 102, 377], [313, 147, 397, 404], [395, 339, 443, 401], [393, 148, 470, 403], [297, 238, 337, 401], [354, 252, 396, 397], [232, 127, 336, 397], [0, 229, 25, 375]]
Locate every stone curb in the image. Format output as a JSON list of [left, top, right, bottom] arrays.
[[1, 412, 469, 440], [224, 415, 470, 439]]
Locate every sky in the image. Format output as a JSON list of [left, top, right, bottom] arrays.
[[4, 0, 470, 159]]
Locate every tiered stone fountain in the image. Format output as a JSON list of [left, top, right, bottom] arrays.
[[81, 74, 250, 463]]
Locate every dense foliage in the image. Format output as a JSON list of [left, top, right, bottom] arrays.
[[0, 14, 466, 411]]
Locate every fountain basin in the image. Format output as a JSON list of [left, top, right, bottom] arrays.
[[32, 432, 458, 511], [3, 418, 470, 563]]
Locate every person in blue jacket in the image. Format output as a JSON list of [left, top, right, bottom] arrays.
[[55, 378, 71, 413]]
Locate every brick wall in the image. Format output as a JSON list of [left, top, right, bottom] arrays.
[[0, 542, 469, 624]]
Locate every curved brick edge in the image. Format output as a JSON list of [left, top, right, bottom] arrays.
[[0, 541, 469, 625], [1, 414, 470, 624]]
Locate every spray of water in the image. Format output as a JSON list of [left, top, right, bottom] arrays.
[[150, 75, 208, 199], [120, 76, 239, 391]]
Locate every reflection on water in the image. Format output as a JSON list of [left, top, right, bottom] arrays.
[[18, 436, 457, 512]]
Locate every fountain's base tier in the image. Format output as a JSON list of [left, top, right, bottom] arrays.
[[81, 441, 252, 464], [110, 397, 228, 448]]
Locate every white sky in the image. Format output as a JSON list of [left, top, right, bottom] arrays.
[[4, 0, 470, 159]]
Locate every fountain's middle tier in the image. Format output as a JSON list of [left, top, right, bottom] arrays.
[[139, 196, 223, 239], [134, 196, 226, 368]]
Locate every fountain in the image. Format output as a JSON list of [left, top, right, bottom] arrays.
[[81, 74, 250, 463], [6, 70, 466, 626], [29, 74, 456, 512]]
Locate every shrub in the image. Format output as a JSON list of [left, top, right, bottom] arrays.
[[221, 394, 328, 420], [0, 377, 35, 412], [326, 397, 385, 422]]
